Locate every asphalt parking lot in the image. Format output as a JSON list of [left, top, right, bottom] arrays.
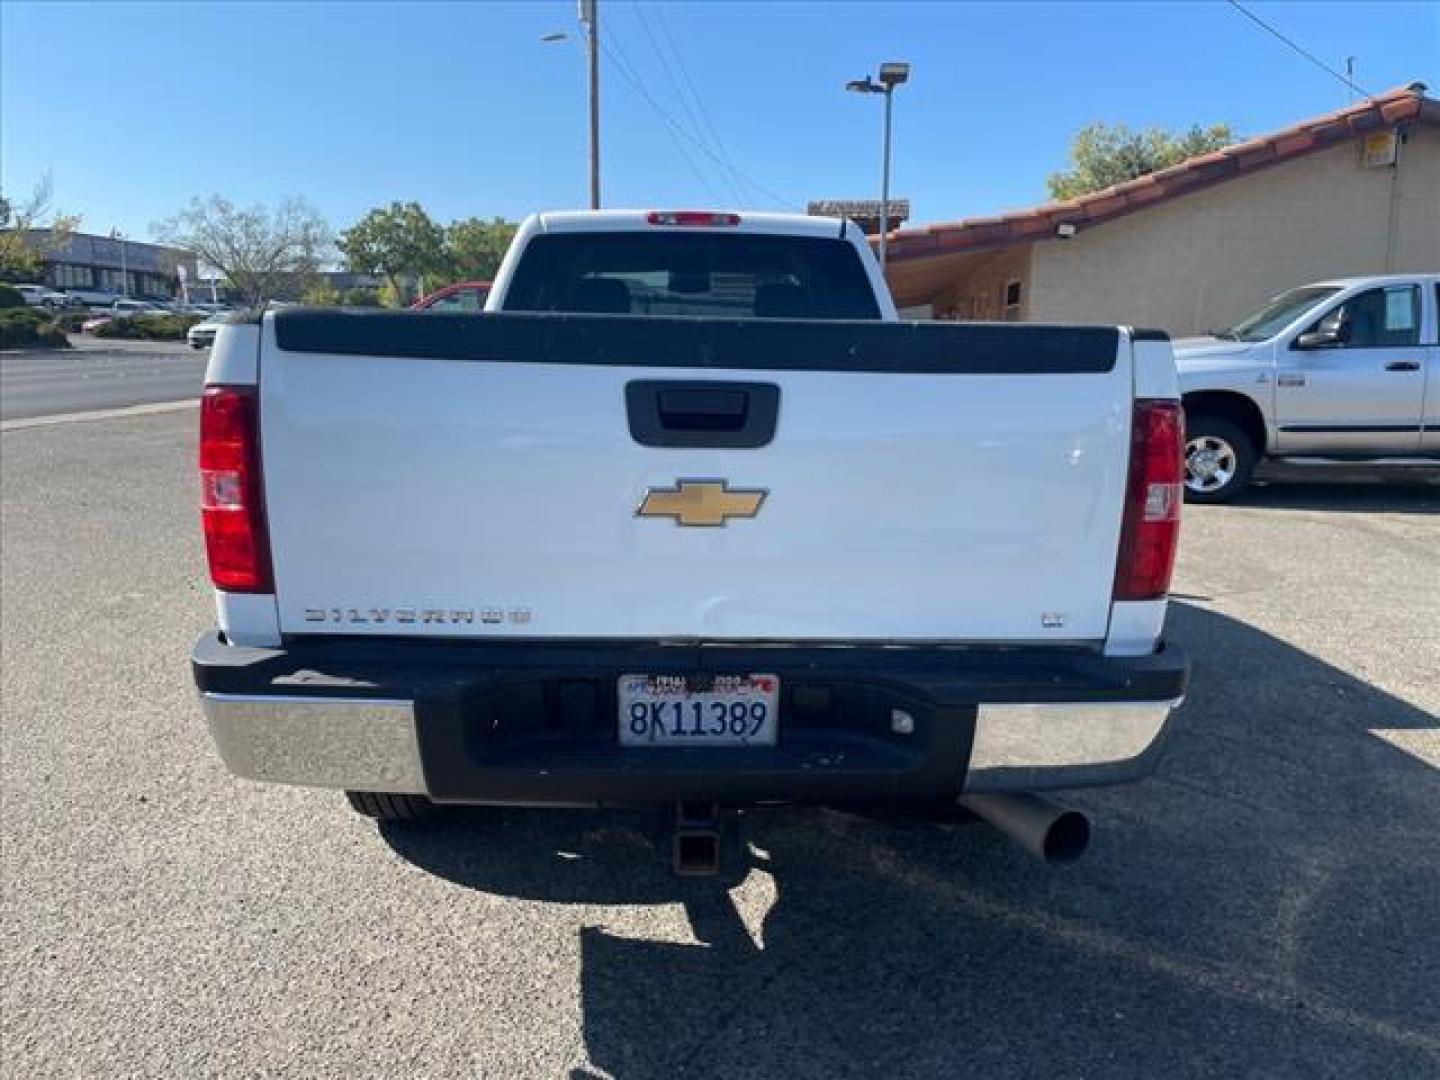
[[2, 411, 1437, 1078]]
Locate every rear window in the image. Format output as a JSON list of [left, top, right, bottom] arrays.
[[501, 232, 881, 319]]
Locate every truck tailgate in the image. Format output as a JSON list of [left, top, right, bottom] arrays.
[[257, 311, 1132, 644]]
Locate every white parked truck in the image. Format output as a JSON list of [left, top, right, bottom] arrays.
[[191, 209, 1189, 868]]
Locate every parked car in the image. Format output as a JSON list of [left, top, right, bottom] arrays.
[[110, 299, 165, 316], [186, 311, 233, 349], [12, 283, 72, 308], [412, 280, 491, 311], [189, 208, 1189, 872], [66, 287, 123, 307], [1175, 273, 1439, 501], [81, 300, 167, 334]]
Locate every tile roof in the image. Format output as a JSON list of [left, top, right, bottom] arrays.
[[884, 82, 1436, 264]]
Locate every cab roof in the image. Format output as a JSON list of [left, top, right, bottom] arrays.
[[1306, 273, 1439, 288]]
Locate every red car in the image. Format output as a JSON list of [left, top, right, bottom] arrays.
[[411, 281, 491, 312]]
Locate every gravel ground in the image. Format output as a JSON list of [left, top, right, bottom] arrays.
[[2, 412, 1437, 1078]]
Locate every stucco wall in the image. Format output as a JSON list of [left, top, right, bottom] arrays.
[[1394, 125, 1440, 271], [1026, 127, 1440, 333]]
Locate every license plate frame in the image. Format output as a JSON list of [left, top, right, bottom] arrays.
[[617, 673, 780, 748]]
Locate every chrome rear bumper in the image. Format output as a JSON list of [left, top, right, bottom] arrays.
[[202, 693, 427, 794], [195, 632, 1187, 803], [963, 699, 1181, 792], [199, 689, 1180, 799]]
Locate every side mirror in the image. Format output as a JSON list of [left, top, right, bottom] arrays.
[[1295, 317, 1348, 350], [1295, 329, 1336, 349]]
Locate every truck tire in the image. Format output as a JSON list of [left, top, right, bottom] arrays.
[[344, 791, 438, 821], [1183, 415, 1255, 504]]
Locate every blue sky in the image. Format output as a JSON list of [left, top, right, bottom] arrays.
[[3, 1, 1436, 242]]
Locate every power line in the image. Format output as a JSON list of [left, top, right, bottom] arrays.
[[1226, 1, 1374, 99], [632, 2, 745, 205], [600, 28, 726, 203], [597, 30, 800, 210], [601, 27, 792, 208], [645, 1, 760, 207]]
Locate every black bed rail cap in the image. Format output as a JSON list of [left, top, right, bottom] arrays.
[[271, 308, 1120, 375]]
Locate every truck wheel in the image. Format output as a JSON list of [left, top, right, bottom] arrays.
[[1183, 415, 1254, 503], [345, 791, 438, 821]]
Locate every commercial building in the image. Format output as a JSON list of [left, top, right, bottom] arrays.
[[884, 83, 1439, 333], [14, 229, 198, 301]]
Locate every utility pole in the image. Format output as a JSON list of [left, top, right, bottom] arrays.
[[544, 2, 601, 208], [581, 0, 600, 209]]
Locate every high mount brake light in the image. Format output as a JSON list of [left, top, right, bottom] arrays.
[[1113, 399, 1183, 602], [646, 211, 742, 228], [199, 385, 273, 593]]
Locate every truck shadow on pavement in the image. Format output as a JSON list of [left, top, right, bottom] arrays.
[[380, 602, 1440, 1079], [1242, 474, 1440, 514]]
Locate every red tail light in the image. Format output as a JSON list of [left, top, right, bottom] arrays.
[[199, 386, 272, 593], [646, 210, 741, 227], [1113, 399, 1183, 601]]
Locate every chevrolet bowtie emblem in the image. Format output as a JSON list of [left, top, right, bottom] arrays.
[[636, 480, 767, 527]]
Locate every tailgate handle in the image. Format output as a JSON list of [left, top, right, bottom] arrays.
[[626, 380, 780, 448], [660, 388, 747, 427]]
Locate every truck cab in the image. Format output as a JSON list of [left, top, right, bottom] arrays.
[[1175, 274, 1440, 501], [485, 209, 897, 320]]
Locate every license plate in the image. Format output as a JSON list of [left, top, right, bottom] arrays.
[[618, 674, 780, 747]]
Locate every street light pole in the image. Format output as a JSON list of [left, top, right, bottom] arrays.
[[879, 85, 894, 271], [111, 228, 129, 297], [847, 62, 910, 272]]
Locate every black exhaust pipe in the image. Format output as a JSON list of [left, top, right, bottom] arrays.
[[960, 792, 1091, 865]]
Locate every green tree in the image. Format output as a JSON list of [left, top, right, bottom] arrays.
[[338, 202, 445, 303], [340, 286, 382, 307], [1047, 122, 1237, 201], [301, 279, 341, 306], [377, 280, 407, 309], [444, 216, 518, 282], [153, 195, 330, 306], [0, 173, 80, 280]]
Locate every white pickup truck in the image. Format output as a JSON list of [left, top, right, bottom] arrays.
[[191, 209, 1189, 868]]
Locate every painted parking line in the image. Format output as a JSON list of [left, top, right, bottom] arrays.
[[1, 398, 197, 431]]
